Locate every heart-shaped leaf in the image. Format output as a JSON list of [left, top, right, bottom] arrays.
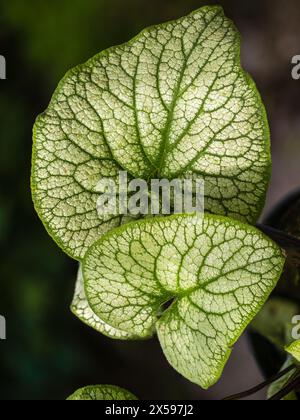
[[32, 5, 271, 260], [67, 385, 137, 400], [82, 214, 285, 389], [71, 267, 138, 340]]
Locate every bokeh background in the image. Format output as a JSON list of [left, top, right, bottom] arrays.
[[0, 0, 299, 400]]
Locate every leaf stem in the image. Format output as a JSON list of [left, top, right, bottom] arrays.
[[268, 373, 300, 400], [223, 364, 297, 400], [256, 224, 300, 265]]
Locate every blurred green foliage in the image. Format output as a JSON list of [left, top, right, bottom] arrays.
[[2, 0, 211, 87]]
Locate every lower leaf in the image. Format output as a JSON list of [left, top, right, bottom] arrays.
[[83, 214, 285, 388]]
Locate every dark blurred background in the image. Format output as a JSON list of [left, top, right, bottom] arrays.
[[0, 0, 299, 400]]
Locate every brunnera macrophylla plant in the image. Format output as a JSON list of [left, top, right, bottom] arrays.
[[31, 6, 287, 393]]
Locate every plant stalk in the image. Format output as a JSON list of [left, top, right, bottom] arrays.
[[223, 364, 297, 400], [257, 224, 300, 266], [268, 374, 300, 400]]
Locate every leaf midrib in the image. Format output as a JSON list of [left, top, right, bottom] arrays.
[[155, 10, 222, 176]]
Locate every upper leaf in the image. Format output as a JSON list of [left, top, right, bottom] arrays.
[[67, 385, 138, 400], [82, 214, 285, 389], [32, 6, 271, 260], [286, 340, 300, 363]]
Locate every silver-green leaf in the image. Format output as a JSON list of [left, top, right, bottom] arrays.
[[67, 385, 138, 400], [82, 214, 285, 389], [32, 6, 271, 260], [71, 267, 138, 340]]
